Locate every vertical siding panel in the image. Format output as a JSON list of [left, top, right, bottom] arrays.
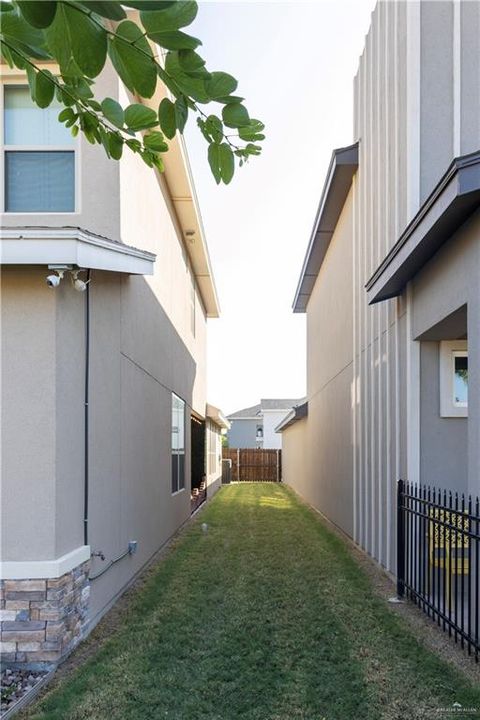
[[460, 0, 480, 155], [362, 40, 369, 552]]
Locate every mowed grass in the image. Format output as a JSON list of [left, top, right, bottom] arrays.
[[27, 484, 480, 720]]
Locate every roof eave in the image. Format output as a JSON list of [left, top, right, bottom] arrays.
[[275, 401, 308, 432], [366, 149, 480, 304], [0, 226, 156, 274], [292, 143, 359, 313]]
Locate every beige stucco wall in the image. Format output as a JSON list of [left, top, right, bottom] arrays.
[[281, 418, 307, 497], [0, 64, 211, 623], [297, 189, 355, 537]]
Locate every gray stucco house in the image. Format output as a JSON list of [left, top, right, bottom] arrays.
[[281, 0, 480, 575], [227, 399, 304, 449], [0, 59, 227, 668]]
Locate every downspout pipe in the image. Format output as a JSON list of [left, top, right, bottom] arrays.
[[83, 269, 91, 546]]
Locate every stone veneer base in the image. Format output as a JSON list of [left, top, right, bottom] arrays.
[[0, 561, 90, 668]]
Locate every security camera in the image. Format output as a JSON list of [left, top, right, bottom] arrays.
[[46, 273, 62, 288], [73, 278, 88, 292], [71, 270, 90, 292]]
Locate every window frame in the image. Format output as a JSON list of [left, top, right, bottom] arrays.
[[439, 340, 468, 418], [207, 420, 218, 476], [171, 392, 186, 495], [1, 79, 80, 215]]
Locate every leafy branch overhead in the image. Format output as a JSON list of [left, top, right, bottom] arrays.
[[0, 1, 265, 184]]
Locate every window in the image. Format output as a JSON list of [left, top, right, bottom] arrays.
[[207, 421, 219, 476], [440, 340, 468, 417], [171, 394, 186, 493], [453, 353, 468, 407], [3, 86, 76, 212]]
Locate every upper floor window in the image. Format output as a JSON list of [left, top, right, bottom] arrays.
[[3, 86, 76, 213]]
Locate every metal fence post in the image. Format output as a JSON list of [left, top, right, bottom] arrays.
[[397, 479, 405, 598], [237, 448, 240, 482]]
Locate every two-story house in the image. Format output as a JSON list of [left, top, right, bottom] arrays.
[[227, 399, 304, 449], [0, 58, 226, 668], [281, 0, 480, 580]]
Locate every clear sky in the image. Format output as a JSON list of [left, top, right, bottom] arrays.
[[185, 1, 376, 415]]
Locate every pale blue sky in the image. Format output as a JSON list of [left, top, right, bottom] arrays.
[[185, 1, 376, 415]]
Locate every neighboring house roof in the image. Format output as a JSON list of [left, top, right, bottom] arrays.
[[260, 398, 306, 410], [293, 143, 359, 313], [0, 226, 155, 275], [275, 402, 309, 432], [227, 398, 305, 420], [206, 403, 231, 430], [227, 403, 262, 420], [366, 149, 480, 304]]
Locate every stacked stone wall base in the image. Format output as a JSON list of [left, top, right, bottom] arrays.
[[0, 561, 90, 668]]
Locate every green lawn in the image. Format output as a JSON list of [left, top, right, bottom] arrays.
[[26, 484, 480, 720]]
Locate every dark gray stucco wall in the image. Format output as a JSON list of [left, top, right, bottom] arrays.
[[420, 341, 467, 492]]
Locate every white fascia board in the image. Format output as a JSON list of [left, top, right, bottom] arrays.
[[0, 228, 156, 275], [1, 545, 91, 579]]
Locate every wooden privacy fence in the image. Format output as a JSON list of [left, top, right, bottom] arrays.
[[223, 448, 281, 482]]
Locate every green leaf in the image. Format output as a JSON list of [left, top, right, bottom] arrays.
[[177, 49, 205, 73], [1, 9, 47, 48], [108, 133, 123, 160], [205, 72, 237, 100], [205, 115, 223, 144], [144, 131, 168, 152], [46, 3, 107, 78], [101, 98, 124, 129], [164, 51, 209, 102], [222, 102, 250, 128], [108, 20, 157, 98], [158, 97, 176, 139], [151, 30, 201, 50], [17, 1, 57, 28], [126, 138, 142, 152], [124, 103, 158, 131], [215, 95, 244, 105], [0, 3, 14, 12], [174, 96, 188, 133], [25, 64, 37, 101], [239, 120, 266, 142], [218, 143, 234, 184], [208, 143, 221, 185], [35, 69, 56, 108], [77, 2, 126, 20], [58, 108, 74, 122], [140, 2, 197, 33]]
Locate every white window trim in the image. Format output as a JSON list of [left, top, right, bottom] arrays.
[[440, 340, 468, 418], [171, 393, 186, 494], [1, 79, 81, 215]]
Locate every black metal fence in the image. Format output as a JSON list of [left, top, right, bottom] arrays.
[[397, 480, 480, 661]]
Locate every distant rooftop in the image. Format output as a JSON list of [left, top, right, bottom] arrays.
[[227, 398, 305, 419]]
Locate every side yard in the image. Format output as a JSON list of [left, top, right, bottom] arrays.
[[22, 484, 480, 720]]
